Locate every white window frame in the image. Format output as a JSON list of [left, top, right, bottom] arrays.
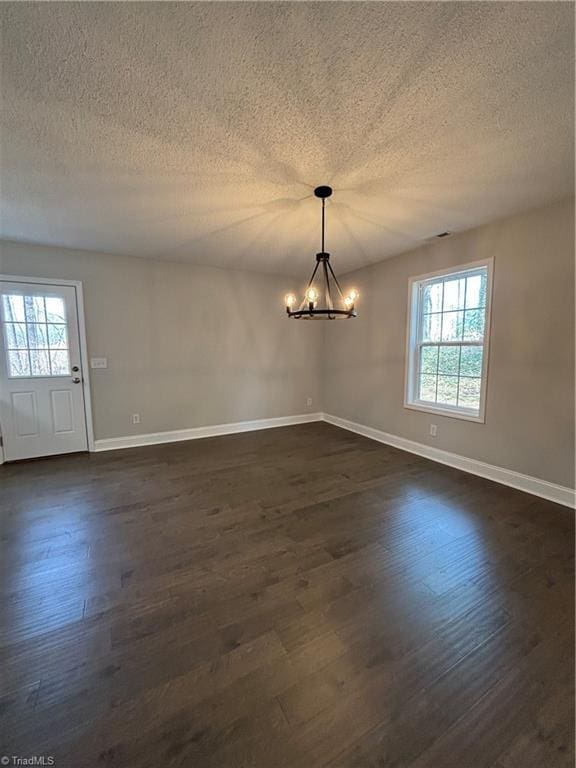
[[404, 258, 494, 423]]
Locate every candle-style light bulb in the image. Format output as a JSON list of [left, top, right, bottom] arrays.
[[306, 287, 318, 303], [285, 293, 296, 308]]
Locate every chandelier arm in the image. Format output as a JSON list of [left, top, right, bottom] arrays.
[[305, 259, 320, 289], [322, 258, 335, 315], [326, 259, 346, 299]]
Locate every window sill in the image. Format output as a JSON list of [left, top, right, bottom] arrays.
[[404, 400, 485, 424]]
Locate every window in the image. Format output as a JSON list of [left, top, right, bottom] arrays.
[[405, 260, 492, 422], [1, 293, 71, 377]]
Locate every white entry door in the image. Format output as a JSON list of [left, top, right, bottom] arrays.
[[0, 280, 89, 460]]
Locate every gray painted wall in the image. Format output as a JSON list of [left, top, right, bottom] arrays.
[[324, 198, 575, 488], [0, 243, 322, 440]]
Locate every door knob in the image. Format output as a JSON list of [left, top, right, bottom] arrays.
[[72, 377, 81, 384]]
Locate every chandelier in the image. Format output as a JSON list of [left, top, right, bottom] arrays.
[[285, 186, 358, 319]]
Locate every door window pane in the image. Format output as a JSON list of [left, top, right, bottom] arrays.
[[27, 323, 48, 348], [8, 350, 30, 377], [5, 322, 28, 349], [45, 297, 66, 323], [50, 350, 70, 375], [24, 296, 47, 323], [3, 295, 25, 322], [30, 349, 51, 376], [47, 323, 68, 348]]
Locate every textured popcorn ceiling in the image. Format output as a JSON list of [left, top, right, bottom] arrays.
[[0, 2, 573, 276]]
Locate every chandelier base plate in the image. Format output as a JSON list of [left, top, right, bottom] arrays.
[[314, 185, 333, 199]]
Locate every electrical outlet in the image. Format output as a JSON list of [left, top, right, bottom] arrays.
[[429, 424, 437, 437], [306, 397, 313, 407], [132, 413, 141, 425]]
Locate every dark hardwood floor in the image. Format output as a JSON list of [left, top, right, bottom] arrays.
[[0, 422, 573, 768]]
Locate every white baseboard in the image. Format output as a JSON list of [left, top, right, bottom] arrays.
[[94, 412, 323, 452], [322, 412, 575, 509]]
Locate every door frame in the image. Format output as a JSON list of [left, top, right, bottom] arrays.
[[0, 274, 95, 461]]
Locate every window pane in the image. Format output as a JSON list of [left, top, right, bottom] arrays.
[[50, 350, 70, 375], [8, 350, 30, 377], [2, 295, 25, 322], [422, 313, 442, 342], [45, 297, 66, 323], [24, 296, 46, 323], [460, 346, 483, 377], [458, 377, 481, 409], [438, 346, 460, 375], [30, 349, 51, 376], [5, 322, 28, 349], [420, 346, 438, 374], [465, 274, 486, 309], [419, 374, 437, 402], [423, 282, 442, 314], [441, 311, 464, 341], [463, 309, 485, 340], [27, 323, 48, 349], [47, 323, 68, 349], [443, 278, 466, 311], [436, 375, 458, 406]]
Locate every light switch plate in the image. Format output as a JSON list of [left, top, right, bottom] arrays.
[[90, 357, 108, 369]]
